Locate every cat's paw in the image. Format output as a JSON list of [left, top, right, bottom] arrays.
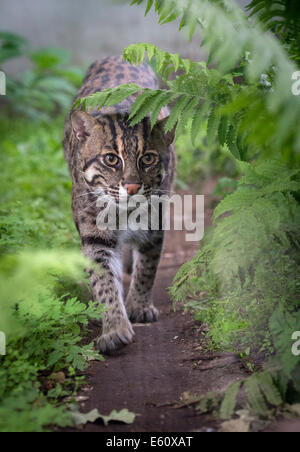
[[96, 319, 135, 354], [127, 304, 159, 323]]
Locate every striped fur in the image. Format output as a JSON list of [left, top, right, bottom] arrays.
[[63, 56, 176, 354]]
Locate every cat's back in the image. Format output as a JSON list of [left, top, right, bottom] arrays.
[[76, 55, 159, 115]]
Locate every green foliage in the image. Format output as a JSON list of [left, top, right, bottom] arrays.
[[170, 159, 300, 412], [269, 308, 300, 392], [219, 381, 242, 420], [0, 116, 79, 254], [211, 162, 300, 292], [123, 43, 199, 81], [0, 388, 71, 433], [175, 121, 238, 188], [191, 369, 283, 419], [0, 252, 104, 429], [0, 31, 28, 64], [0, 32, 84, 120], [247, 0, 300, 63], [171, 161, 300, 333], [73, 83, 142, 114], [0, 117, 104, 431], [76, 43, 240, 145], [77, 0, 300, 162]]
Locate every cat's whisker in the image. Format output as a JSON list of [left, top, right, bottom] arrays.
[[153, 189, 176, 195], [76, 191, 98, 198]]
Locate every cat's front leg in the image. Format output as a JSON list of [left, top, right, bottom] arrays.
[[82, 236, 134, 354], [125, 232, 164, 323]]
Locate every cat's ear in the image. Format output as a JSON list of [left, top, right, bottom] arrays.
[[71, 111, 97, 143], [152, 117, 176, 147]]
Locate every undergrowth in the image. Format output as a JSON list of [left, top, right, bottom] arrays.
[[0, 117, 104, 432]]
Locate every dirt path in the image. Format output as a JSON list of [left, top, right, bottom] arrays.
[[66, 182, 254, 432], [77, 275, 246, 432]]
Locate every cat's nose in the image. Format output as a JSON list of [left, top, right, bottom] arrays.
[[124, 184, 142, 195]]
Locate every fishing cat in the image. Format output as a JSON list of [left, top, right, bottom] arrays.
[[63, 56, 176, 354]]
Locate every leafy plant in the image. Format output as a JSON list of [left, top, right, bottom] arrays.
[[0, 31, 28, 64], [198, 371, 283, 420], [77, 0, 300, 162], [0, 32, 84, 120], [247, 0, 300, 63], [0, 116, 104, 432], [175, 121, 238, 188]]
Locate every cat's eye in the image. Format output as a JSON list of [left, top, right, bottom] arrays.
[[104, 153, 120, 167], [140, 153, 157, 167]]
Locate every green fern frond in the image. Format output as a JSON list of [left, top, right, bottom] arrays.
[[218, 116, 230, 146], [219, 380, 242, 420], [149, 91, 176, 129], [207, 106, 221, 148], [129, 90, 162, 125], [73, 83, 141, 112], [191, 102, 210, 145], [125, 89, 151, 119], [124, 43, 199, 81], [165, 95, 192, 132], [256, 372, 283, 407], [226, 123, 241, 160], [175, 96, 199, 137], [245, 375, 270, 416]]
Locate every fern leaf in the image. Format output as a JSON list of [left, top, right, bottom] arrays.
[[158, 2, 173, 24], [147, 43, 156, 62], [220, 380, 242, 420], [245, 375, 270, 416], [164, 95, 192, 132], [104, 84, 142, 107], [145, 0, 154, 15], [156, 49, 168, 73], [218, 116, 230, 146], [188, 17, 198, 42], [207, 106, 221, 148], [175, 96, 199, 137], [226, 123, 241, 160], [170, 53, 180, 72], [150, 91, 178, 129], [128, 88, 153, 120], [190, 101, 210, 145], [130, 90, 162, 126], [77, 91, 110, 112], [257, 372, 283, 407]]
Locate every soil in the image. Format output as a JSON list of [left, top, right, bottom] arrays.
[[65, 181, 300, 433]]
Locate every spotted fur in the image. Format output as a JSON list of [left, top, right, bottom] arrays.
[[63, 56, 176, 354]]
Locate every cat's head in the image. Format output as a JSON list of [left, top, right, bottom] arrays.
[[71, 111, 174, 201]]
